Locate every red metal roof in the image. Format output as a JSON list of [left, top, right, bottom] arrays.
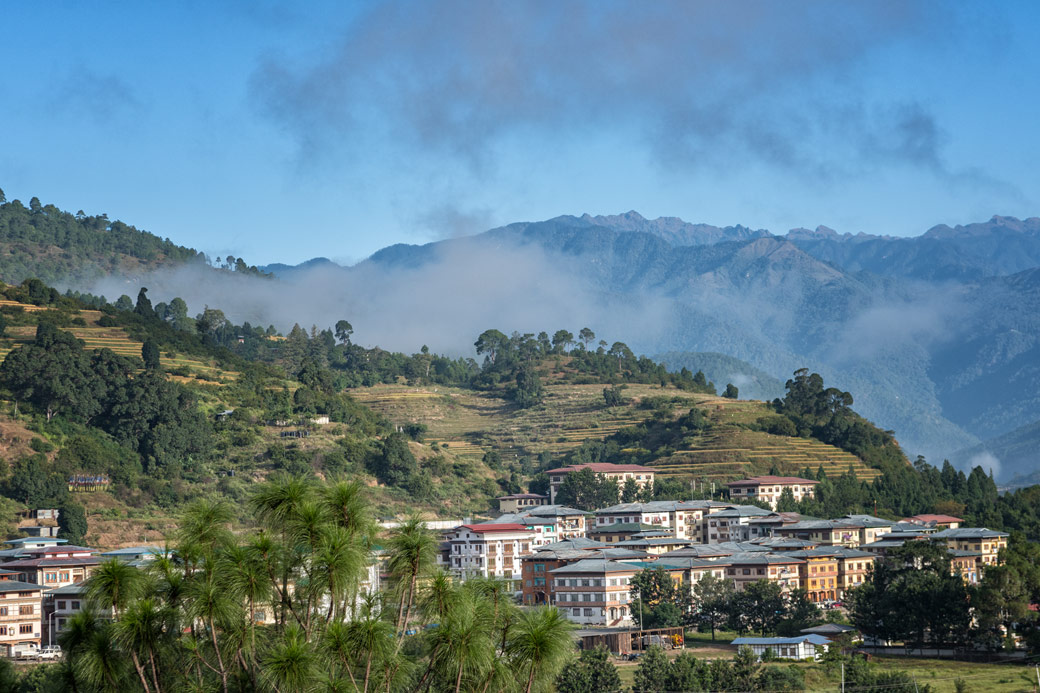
[[546, 463, 654, 475], [725, 476, 818, 487], [459, 524, 531, 533], [905, 514, 963, 524]]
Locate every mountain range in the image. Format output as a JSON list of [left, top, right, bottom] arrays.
[[262, 212, 1040, 481], [3, 194, 1038, 482]]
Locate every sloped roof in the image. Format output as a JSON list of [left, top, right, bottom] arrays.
[[546, 463, 654, 475], [733, 634, 830, 646], [726, 476, 818, 487]]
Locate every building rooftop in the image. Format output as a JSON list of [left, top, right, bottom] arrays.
[[549, 559, 642, 574], [2, 537, 67, 546], [733, 634, 831, 646], [546, 463, 655, 475], [537, 538, 607, 551], [0, 580, 45, 592], [45, 581, 88, 596], [457, 523, 532, 534], [844, 514, 897, 528], [931, 527, 1008, 540], [523, 505, 587, 517], [710, 505, 777, 518], [904, 514, 964, 525], [726, 476, 818, 487], [496, 493, 547, 501], [589, 522, 659, 533]]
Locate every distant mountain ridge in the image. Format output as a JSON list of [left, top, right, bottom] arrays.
[[4, 194, 1039, 480]]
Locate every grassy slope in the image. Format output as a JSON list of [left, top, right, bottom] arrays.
[[351, 381, 881, 483]]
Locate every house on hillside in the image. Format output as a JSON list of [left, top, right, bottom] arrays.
[[546, 463, 655, 504], [725, 476, 818, 510]]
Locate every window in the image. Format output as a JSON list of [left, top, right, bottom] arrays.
[[534, 578, 545, 586], [60, 572, 70, 581], [57, 601, 66, 610], [18, 605, 33, 615], [534, 563, 544, 573], [19, 624, 33, 634], [572, 608, 580, 616], [583, 608, 593, 616]]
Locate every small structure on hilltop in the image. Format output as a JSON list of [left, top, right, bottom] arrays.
[[68, 475, 110, 492]]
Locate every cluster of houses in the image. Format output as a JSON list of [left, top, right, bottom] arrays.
[[0, 465, 1010, 661], [439, 465, 1008, 631]]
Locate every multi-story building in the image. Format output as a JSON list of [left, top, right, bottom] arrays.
[[703, 506, 777, 543], [546, 463, 655, 504], [522, 505, 588, 541], [772, 520, 865, 547], [1, 545, 101, 588], [776, 548, 839, 602], [519, 544, 645, 606], [723, 553, 804, 592], [446, 523, 536, 590], [725, 476, 818, 510], [831, 548, 876, 596], [593, 500, 729, 542], [929, 527, 1008, 567], [550, 559, 642, 626], [588, 522, 658, 544], [948, 549, 982, 584], [496, 493, 548, 513], [843, 515, 895, 545], [0, 580, 44, 657], [42, 581, 87, 648]]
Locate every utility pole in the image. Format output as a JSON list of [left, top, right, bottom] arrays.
[[841, 660, 844, 693]]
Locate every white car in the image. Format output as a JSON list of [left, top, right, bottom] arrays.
[[36, 646, 62, 660]]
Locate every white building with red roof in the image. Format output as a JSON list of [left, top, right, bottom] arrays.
[[545, 463, 655, 504], [725, 476, 818, 510], [446, 523, 538, 591]]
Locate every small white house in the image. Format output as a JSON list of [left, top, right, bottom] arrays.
[[731, 634, 831, 661]]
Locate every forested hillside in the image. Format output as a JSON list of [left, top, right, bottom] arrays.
[[2, 274, 1040, 551], [0, 190, 268, 285]]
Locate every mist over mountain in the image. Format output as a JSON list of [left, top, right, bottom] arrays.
[[59, 208, 1040, 480]]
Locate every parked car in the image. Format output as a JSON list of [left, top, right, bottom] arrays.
[[37, 646, 62, 661]]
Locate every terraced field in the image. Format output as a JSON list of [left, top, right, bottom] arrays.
[[352, 383, 706, 462], [352, 382, 882, 483], [0, 304, 235, 383]]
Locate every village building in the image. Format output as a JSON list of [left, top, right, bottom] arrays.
[[0, 580, 45, 657], [929, 527, 1008, 567], [520, 545, 645, 606], [546, 463, 655, 504], [0, 546, 101, 589], [724, 553, 804, 592], [42, 581, 87, 648], [780, 548, 839, 602], [588, 522, 659, 544], [772, 519, 864, 547], [725, 476, 818, 510], [550, 559, 641, 626], [843, 515, 896, 545], [904, 514, 964, 530], [732, 634, 830, 661], [703, 505, 777, 543], [496, 493, 548, 513], [445, 523, 536, 591], [521, 505, 588, 540]]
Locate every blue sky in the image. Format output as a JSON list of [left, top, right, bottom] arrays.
[[2, 1, 1039, 265]]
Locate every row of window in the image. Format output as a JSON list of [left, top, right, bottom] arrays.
[[0, 606, 35, 616], [0, 625, 34, 635], [554, 577, 631, 587]]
